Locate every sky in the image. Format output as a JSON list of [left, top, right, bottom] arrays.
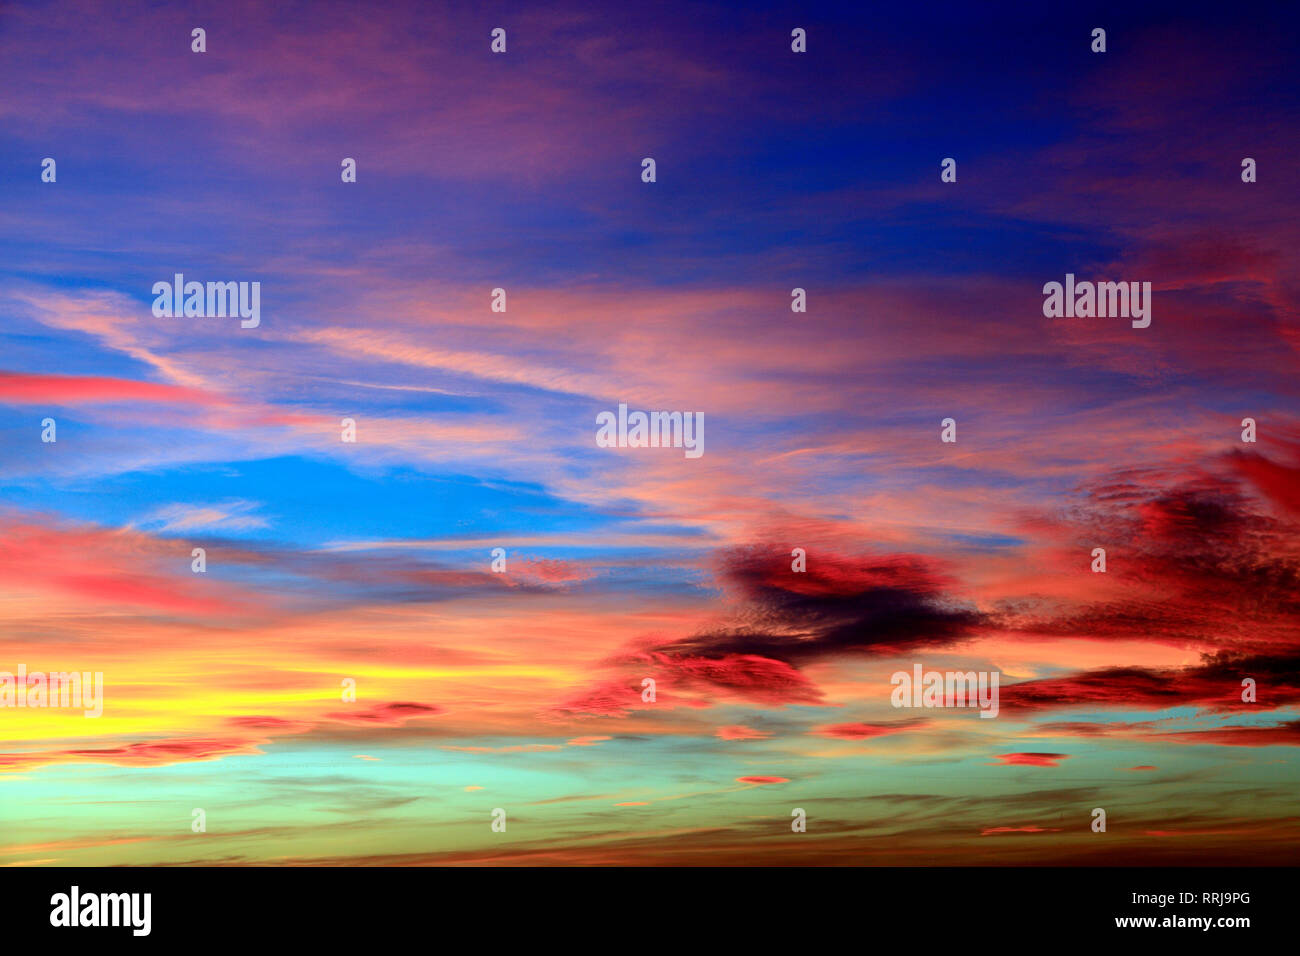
[[1, 0, 1298, 865]]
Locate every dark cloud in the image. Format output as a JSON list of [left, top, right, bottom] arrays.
[[1000, 652, 1300, 714], [1005, 462, 1300, 654], [559, 548, 989, 711], [660, 547, 987, 664]]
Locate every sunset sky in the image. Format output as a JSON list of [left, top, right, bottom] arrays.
[[1, 0, 1298, 865]]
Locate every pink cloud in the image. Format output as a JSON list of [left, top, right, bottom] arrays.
[[993, 753, 1071, 768], [0, 371, 225, 407]]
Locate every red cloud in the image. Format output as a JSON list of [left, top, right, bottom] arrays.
[[1000, 654, 1300, 715], [555, 651, 823, 718], [993, 753, 1071, 767], [0, 370, 225, 406], [324, 701, 444, 724], [0, 736, 262, 770], [226, 715, 313, 733], [512, 558, 594, 586], [653, 653, 823, 705], [736, 776, 789, 785], [1229, 446, 1300, 517], [0, 519, 243, 616], [1147, 722, 1300, 747], [553, 678, 647, 717], [813, 719, 928, 740]]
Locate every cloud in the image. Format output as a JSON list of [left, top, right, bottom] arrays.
[[0, 736, 262, 770], [715, 725, 771, 740], [658, 547, 986, 664], [0, 370, 224, 407], [1000, 653, 1300, 715], [645, 652, 824, 705], [561, 547, 989, 711], [813, 719, 929, 740], [137, 500, 269, 533], [1147, 721, 1300, 748], [0, 517, 248, 616], [993, 753, 1071, 767], [324, 702, 444, 725]]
